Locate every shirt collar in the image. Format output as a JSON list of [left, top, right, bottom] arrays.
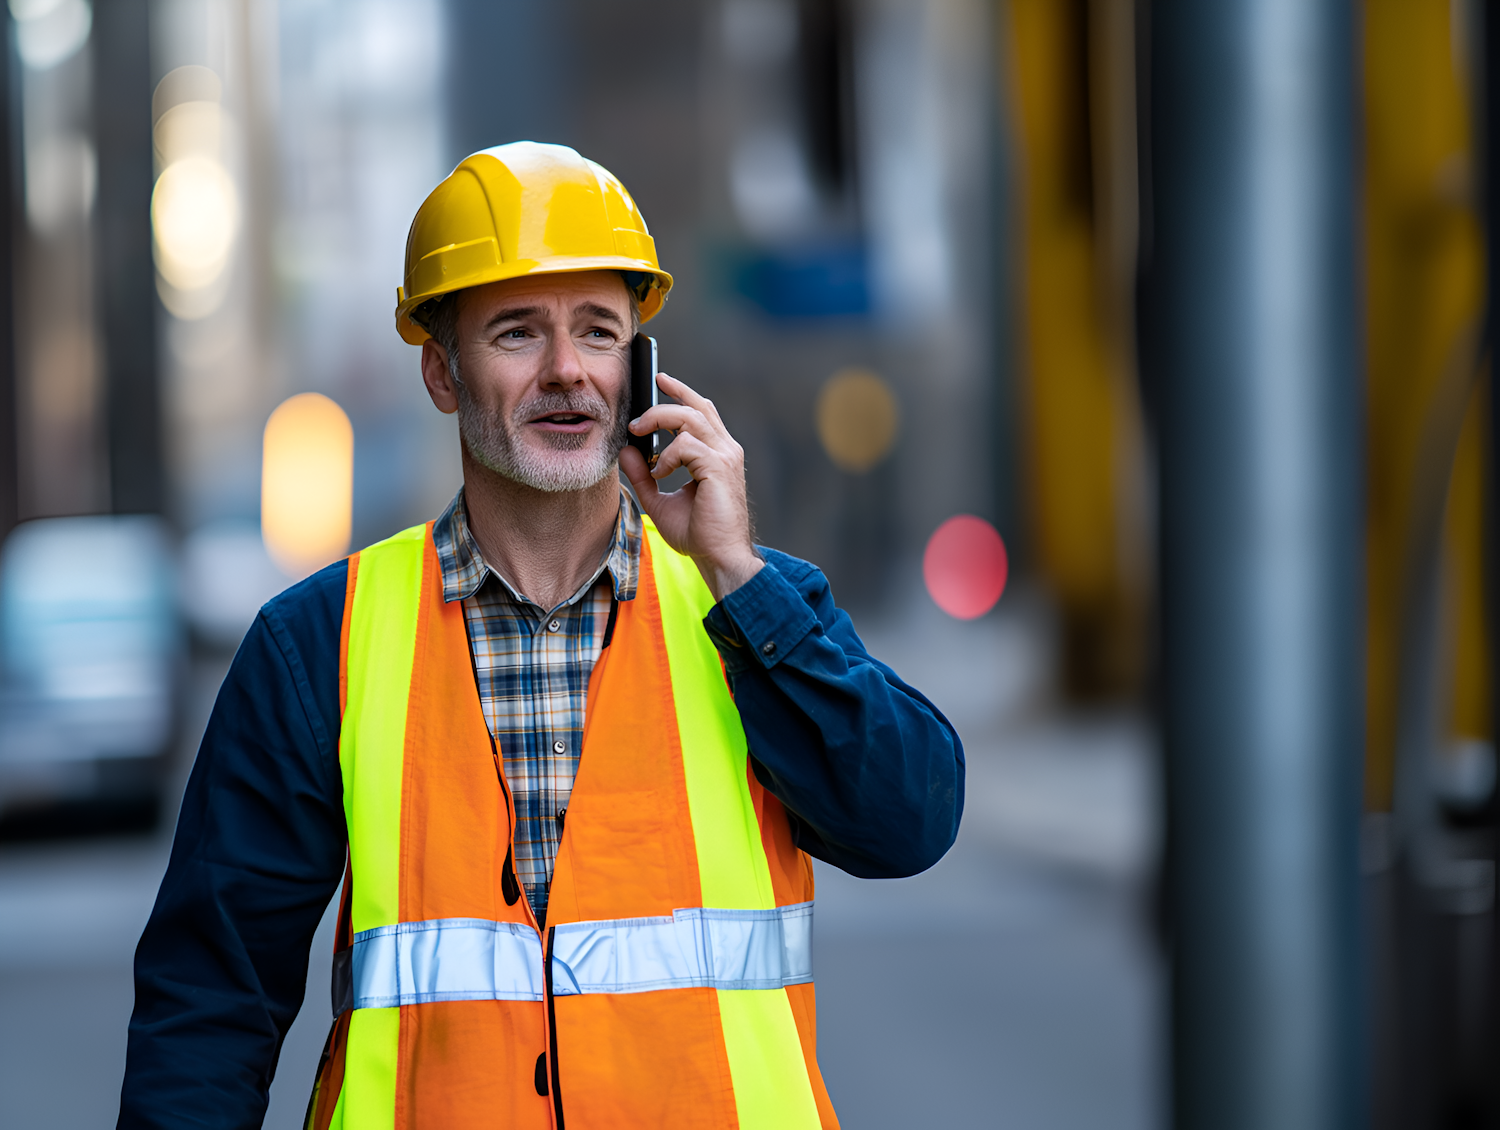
[[432, 485, 641, 606]]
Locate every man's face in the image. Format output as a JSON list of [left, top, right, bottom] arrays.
[[445, 271, 634, 493]]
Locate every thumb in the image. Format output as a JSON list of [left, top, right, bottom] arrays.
[[618, 446, 662, 515]]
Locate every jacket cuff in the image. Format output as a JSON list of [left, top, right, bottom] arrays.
[[703, 561, 819, 671]]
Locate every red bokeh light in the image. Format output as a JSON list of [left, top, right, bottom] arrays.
[[923, 515, 1008, 620]]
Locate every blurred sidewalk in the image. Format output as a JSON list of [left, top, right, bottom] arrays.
[[0, 587, 1165, 1130], [816, 588, 1165, 1129]]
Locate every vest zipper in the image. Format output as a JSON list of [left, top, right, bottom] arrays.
[[545, 924, 565, 1127]]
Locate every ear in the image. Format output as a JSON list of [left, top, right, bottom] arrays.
[[421, 339, 459, 414]]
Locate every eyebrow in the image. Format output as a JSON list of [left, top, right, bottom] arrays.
[[481, 302, 626, 333], [481, 305, 545, 332], [574, 302, 626, 329]]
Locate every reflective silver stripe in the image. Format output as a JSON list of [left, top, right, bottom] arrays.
[[550, 902, 814, 996], [347, 903, 814, 1009], [350, 918, 546, 1008]]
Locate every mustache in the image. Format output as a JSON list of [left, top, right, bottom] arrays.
[[512, 389, 615, 425]]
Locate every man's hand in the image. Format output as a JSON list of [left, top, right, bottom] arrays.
[[619, 373, 764, 602]]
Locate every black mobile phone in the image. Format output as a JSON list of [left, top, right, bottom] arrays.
[[629, 333, 661, 468]]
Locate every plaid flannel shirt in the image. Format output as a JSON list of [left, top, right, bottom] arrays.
[[431, 486, 641, 928]]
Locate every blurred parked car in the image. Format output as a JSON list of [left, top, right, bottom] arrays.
[[0, 516, 181, 826]]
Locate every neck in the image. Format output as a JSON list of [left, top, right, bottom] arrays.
[[459, 448, 622, 611]]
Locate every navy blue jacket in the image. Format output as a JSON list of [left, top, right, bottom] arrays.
[[118, 548, 963, 1128]]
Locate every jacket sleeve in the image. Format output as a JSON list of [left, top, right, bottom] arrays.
[[118, 563, 349, 1130], [703, 549, 964, 879]]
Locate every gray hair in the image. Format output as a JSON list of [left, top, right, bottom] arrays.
[[417, 292, 464, 383]]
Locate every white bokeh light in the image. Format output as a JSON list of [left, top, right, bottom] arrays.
[[151, 155, 240, 295], [9, 0, 91, 70]]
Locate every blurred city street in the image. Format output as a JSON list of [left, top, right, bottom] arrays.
[[0, 581, 1164, 1130]]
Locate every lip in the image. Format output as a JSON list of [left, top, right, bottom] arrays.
[[527, 412, 596, 435]]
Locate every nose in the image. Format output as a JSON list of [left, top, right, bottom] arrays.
[[543, 331, 587, 389]]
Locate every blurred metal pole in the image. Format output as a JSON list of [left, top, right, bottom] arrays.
[[1145, 2, 1365, 1128], [92, 0, 161, 516]]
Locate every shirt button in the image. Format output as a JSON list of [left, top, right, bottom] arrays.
[[548, 619, 562, 633], [553, 740, 567, 754], [761, 641, 777, 657]]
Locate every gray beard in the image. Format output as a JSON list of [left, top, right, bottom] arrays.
[[456, 380, 629, 493]]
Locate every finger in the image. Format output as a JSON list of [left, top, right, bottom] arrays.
[[650, 430, 721, 481], [653, 374, 729, 435], [630, 402, 703, 432], [646, 433, 690, 480], [618, 445, 662, 506], [631, 403, 716, 444]]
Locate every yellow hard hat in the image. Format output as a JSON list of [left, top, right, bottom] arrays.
[[394, 141, 673, 345]]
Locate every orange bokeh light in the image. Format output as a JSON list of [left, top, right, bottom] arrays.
[[261, 393, 353, 577]]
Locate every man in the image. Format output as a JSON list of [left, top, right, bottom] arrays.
[[119, 142, 963, 1129]]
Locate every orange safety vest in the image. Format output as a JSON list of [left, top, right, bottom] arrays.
[[304, 519, 839, 1129]]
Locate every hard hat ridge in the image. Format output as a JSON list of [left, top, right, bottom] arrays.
[[394, 141, 673, 345]]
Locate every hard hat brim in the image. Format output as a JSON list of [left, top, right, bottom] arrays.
[[395, 256, 673, 346]]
